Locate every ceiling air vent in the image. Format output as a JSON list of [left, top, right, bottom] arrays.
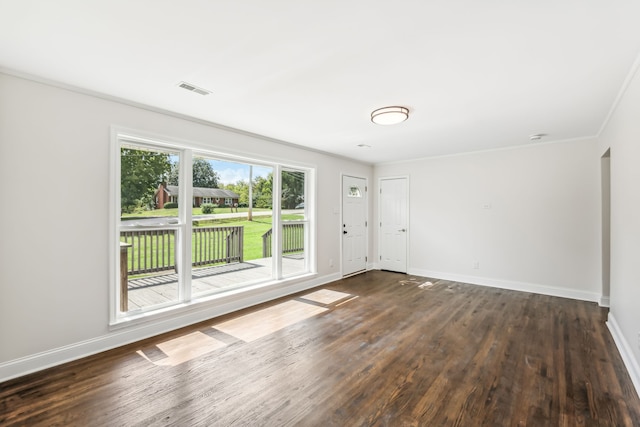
[[177, 81, 211, 96]]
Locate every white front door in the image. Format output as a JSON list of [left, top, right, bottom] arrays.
[[342, 175, 367, 276], [379, 177, 408, 273]]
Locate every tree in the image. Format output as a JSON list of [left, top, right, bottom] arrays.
[[253, 174, 273, 209], [167, 162, 179, 186], [167, 158, 220, 188], [281, 170, 305, 209], [224, 180, 250, 206], [120, 147, 171, 213], [193, 158, 220, 188], [231, 171, 304, 209]]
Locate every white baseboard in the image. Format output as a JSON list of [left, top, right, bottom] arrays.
[[407, 268, 601, 303], [0, 272, 341, 383], [366, 266, 601, 302], [4, 267, 610, 385], [607, 313, 640, 399]]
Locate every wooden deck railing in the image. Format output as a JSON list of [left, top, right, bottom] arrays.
[[193, 226, 243, 266], [120, 225, 244, 275], [262, 222, 305, 258]]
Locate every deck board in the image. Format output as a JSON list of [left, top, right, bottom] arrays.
[[127, 257, 305, 311]]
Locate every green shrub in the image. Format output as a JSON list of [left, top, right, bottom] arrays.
[[164, 202, 178, 209], [201, 203, 215, 214]]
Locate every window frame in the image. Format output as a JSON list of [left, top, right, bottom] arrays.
[[280, 167, 310, 277], [110, 128, 316, 326]]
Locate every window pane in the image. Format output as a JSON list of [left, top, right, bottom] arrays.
[[281, 169, 307, 277], [190, 156, 275, 298], [119, 145, 181, 313], [348, 185, 362, 198]]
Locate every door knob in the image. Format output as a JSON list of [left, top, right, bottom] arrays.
[[398, 229, 406, 232], [343, 230, 348, 234]]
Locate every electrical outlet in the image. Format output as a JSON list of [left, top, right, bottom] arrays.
[[329, 258, 334, 268], [472, 261, 480, 269]]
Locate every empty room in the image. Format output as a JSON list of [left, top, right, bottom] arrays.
[[2, 1, 640, 425]]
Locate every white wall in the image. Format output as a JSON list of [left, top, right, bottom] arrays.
[[598, 58, 640, 394], [374, 138, 602, 301], [0, 73, 372, 380]]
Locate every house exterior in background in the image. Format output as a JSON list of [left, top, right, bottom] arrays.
[[155, 183, 240, 208]]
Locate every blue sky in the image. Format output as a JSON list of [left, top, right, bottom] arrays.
[[209, 160, 271, 186], [165, 153, 272, 186]]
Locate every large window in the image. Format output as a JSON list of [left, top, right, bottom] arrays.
[[113, 132, 314, 322]]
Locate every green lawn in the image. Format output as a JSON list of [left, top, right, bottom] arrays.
[[122, 207, 271, 218]]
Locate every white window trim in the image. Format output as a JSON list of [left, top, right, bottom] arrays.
[[110, 127, 317, 326]]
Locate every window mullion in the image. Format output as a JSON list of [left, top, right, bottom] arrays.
[[180, 149, 193, 302], [272, 165, 282, 280]]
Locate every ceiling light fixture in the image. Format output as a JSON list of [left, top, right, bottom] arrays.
[[371, 106, 409, 125]]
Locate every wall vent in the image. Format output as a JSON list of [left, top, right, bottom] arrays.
[[177, 81, 211, 96]]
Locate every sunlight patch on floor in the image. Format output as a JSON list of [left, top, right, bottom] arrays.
[[212, 300, 328, 342], [300, 289, 352, 305], [137, 288, 357, 366], [137, 331, 227, 366]]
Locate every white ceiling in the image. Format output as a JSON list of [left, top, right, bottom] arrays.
[[2, 0, 640, 164]]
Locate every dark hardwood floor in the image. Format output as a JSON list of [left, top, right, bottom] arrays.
[[1, 271, 639, 426]]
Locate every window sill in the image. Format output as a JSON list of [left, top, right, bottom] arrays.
[[109, 272, 318, 331]]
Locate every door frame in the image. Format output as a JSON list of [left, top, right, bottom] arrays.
[[341, 173, 369, 277], [377, 175, 409, 272]]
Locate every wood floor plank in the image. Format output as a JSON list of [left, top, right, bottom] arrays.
[[1, 271, 639, 426]]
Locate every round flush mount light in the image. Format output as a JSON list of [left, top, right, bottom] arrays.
[[371, 106, 409, 125], [529, 133, 546, 141]]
